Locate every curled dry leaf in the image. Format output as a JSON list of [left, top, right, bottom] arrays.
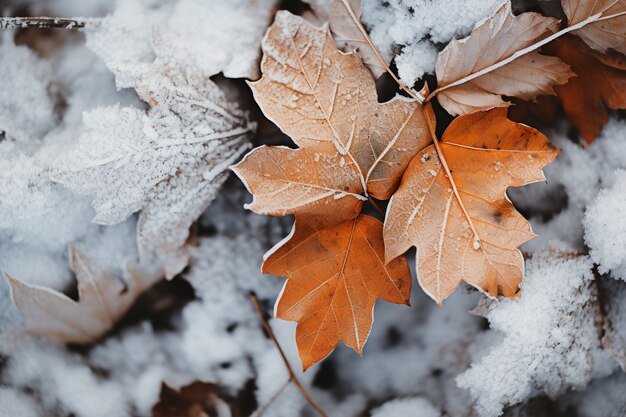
[[54, 63, 253, 278], [562, 0, 626, 55], [152, 381, 231, 417], [542, 36, 626, 143], [384, 108, 558, 304], [434, 2, 573, 116], [303, 0, 389, 78], [5, 247, 163, 344], [249, 11, 428, 200], [263, 215, 411, 370]]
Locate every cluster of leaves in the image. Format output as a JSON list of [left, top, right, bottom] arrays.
[[3, 0, 624, 375], [232, 0, 625, 369]]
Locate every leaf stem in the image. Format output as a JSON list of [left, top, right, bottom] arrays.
[[250, 294, 329, 417], [0, 16, 100, 29], [423, 103, 480, 247], [426, 10, 626, 101], [368, 195, 385, 217], [338, 0, 424, 103]]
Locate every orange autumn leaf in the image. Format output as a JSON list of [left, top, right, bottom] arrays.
[[541, 36, 626, 143], [434, 2, 573, 116], [384, 108, 558, 304], [249, 11, 429, 200], [263, 215, 411, 370], [232, 142, 365, 226]]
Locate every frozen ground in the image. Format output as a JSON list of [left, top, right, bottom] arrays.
[[0, 0, 625, 416]]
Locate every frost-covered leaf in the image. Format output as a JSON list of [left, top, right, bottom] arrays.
[[250, 11, 429, 200], [5, 247, 162, 344], [562, 0, 626, 55], [53, 63, 253, 277], [263, 215, 411, 370], [303, 0, 389, 78], [457, 252, 602, 417], [86, 0, 278, 84], [152, 0, 278, 80], [384, 109, 558, 303], [434, 2, 573, 116]]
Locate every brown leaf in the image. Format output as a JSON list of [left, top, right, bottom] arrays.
[[249, 11, 429, 199], [232, 142, 365, 226], [5, 247, 162, 343], [541, 36, 626, 143], [384, 108, 558, 304], [303, 0, 389, 78], [562, 0, 626, 55], [434, 2, 573, 116], [264, 214, 411, 370], [152, 381, 231, 417]]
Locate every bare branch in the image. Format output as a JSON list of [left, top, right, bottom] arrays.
[[250, 293, 329, 417], [0, 17, 100, 30]]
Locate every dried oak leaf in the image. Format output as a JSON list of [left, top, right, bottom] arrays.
[[541, 36, 626, 143], [435, 2, 573, 116], [562, 0, 626, 55], [53, 63, 252, 278], [152, 381, 231, 417], [4, 247, 162, 344], [263, 215, 410, 370], [249, 11, 428, 200], [303, 0, 390, 78], [384, 108, 558, 304]]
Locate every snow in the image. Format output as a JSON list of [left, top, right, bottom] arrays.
[[0, 39, 54, 143], [584, 170, 626, 280], [457, 252, 602, 417], [1, 1, 626, 416], [361, 0, 504, 85], [0, 386, 42, 417], [371, 396, 441, 417], [511, 118, 626, 254], [86, 0, 277, 85]]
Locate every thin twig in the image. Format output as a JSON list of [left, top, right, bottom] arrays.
[[0, 16, 100, 29], [249, 378, 291, 417], [368, 196, 385, 218], [250, 294, 330, 417]]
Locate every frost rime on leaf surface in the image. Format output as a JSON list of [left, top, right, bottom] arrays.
[[53, 63, 253, 277], [457, 253, 602, 417], [0, 41, 54, 143], [86, 0, 278, 84]]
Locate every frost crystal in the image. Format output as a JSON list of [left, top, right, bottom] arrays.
[[53, 62, 253, 277], [457, 252, 602, 417], [86, 0, 278, 85], [0, 40, 54, 143], [361, 0, 502, 85], [584, 170, 626, 280]]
